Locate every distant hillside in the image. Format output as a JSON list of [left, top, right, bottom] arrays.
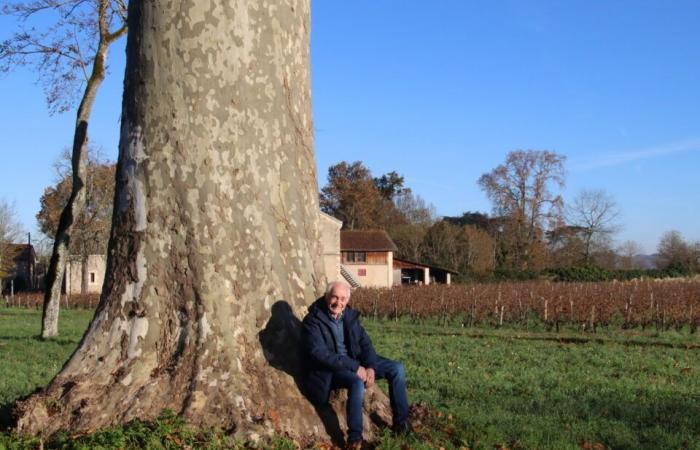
[[632, 254, 658, 269]]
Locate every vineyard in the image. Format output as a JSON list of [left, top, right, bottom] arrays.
[[5, 279, 700, 332], [351, 278, 700, 331], [2, 292, 99, 309]]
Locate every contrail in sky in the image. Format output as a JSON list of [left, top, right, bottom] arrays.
[[573, 138, 700, 170]]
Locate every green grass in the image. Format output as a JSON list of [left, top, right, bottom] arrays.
[[366, 319, 700, 450], [0, 308, 93, 421], [1, 307, 700, 449]]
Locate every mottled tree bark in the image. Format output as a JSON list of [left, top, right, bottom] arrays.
[[19, 0, 390, 442]]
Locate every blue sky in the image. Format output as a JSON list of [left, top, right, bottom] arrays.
[[1, 1, 699, 253]]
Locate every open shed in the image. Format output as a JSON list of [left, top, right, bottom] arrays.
[[392, 257, 458, 285]]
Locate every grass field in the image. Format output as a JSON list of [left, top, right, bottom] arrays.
[[1, 307, 700, 449], [366, 320, 700, 449], [0, 308, 93, 426]]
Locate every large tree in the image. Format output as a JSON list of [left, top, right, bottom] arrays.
[[319, 161, 431, 231], [1, 0, 128, 338], [478, 150, 566, 270], [320, 161, 391, 229], [15, 0, 390, 441]]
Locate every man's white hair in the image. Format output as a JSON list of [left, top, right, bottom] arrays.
[[324, 280, 351, 299]]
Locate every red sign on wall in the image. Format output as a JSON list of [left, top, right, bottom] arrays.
[[358, 268, 367, 276]]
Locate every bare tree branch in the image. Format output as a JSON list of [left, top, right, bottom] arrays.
[[1, 0, 126, 113]]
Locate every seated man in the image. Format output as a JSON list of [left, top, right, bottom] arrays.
[[301, 281, 410, 447]]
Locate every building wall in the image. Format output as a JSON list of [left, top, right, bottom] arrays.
[[343, 251, 393, 288], [64, 255, 106, 295], [319, 212, 342, 284]]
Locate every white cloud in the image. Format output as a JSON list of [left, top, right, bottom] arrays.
[[573, 138, 700, 170]]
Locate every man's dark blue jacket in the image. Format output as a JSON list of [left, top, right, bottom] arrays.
[[301, 298, 378, 405]]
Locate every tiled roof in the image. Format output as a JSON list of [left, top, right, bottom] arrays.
[[393, 257, 459, 274], [340, 230, 397, 252]]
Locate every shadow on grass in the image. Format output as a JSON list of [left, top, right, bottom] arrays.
[[0, 402, 13, 432]]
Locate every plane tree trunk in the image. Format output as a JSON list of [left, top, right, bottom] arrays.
[[16, 0, 390, 442]]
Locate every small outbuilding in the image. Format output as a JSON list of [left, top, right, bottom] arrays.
[[340, 230, 397, 288], [392, 257, 458, 285]]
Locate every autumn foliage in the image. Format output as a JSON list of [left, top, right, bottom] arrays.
[[351, 279, 700, 331]]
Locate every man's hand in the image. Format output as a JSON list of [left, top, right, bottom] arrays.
[[365, 368, 375, 387], [356, 366, 368, 382]]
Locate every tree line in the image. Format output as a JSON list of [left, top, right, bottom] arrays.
[[2, 149, 697, 292], [319, 153, 700, 280]]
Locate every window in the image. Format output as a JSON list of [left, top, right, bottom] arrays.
[[343, 251, 367, 263], [90, 272, 95, 283]]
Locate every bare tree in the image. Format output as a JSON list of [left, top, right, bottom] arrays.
[[393, 190, 436, 226], [418, 221, 495, 276], [478, 150, 566, 270], [15, 0, 391, 441], [1, 0, 127, 338], [566, 189, 620, 265], [387, 191, 436, 261], [1, 0, 128, 113]]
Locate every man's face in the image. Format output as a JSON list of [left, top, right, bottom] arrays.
[[326, 284, 350, 319]]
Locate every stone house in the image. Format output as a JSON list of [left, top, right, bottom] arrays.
[[63, 254, 107, 295]]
